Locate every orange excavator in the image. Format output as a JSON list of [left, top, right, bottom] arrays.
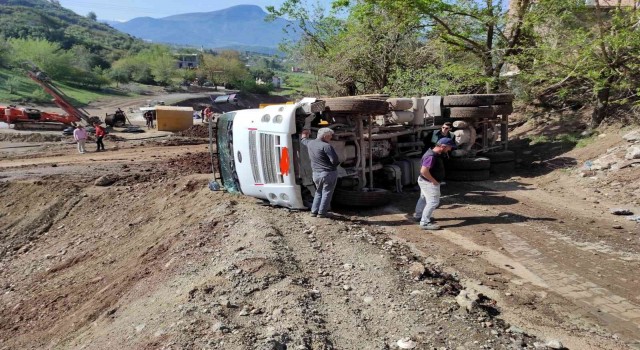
[[1, 65, 101, 130]]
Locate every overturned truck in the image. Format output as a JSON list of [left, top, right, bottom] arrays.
[[215, 94, 514, 209]]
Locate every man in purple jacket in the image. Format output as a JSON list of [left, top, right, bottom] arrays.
[[416, 137, 456, 230]]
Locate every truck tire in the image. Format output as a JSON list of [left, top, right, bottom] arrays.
[[333, 188, 391, 207], [482, 150, 515, 163], [445, 157, 491, 170], [386, 98, 414, 110], [492, 104, 514, 116], [443, 94, 495, 107], [323, 98, 389, 115], [489, 93, 515, 104], [447, 106, 494, 119], [490, 161, 515, 174], [446, 169, 490, 182]]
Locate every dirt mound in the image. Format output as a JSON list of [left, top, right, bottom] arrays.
[[0, 132, 62, 142], [162, 151, 213, 175], [175, 92, 290, 114], [0, 177, 543, 350], [174, 125, 212, 138]]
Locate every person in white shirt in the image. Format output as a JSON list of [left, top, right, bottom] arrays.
[[73, 125, 88, 154]]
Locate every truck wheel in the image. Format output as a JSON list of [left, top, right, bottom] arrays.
[[488, 93, 515, 104], [490, 161, 515, 174], [323, 98, 389, 115], [443, 94, 495, 107], [447, 106, 494, 119], [492, 104, 514, 116], [445, 157, 491, 170], [446, 169, 490, 181], [386, 98, 414, 110], [482, 150, 515, 163], [333, 188, 391, 207]]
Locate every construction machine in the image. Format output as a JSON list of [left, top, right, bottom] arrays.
[[24, 66, 101, 127], [0, 105, 79, 130]]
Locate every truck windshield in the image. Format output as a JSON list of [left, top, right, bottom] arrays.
[[216, 112, 241, 193]]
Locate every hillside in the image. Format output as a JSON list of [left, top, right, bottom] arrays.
[[0, 0, 145, 60], [110, 5, 297, 52]]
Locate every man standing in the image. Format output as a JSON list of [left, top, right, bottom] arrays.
[[428, 122, 454, 149], [416, 137, 456, 230], [301, 128, 340, 218], [94, 122, 106, 151], [73, 125, 87, 154]]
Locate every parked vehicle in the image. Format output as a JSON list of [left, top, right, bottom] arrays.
[[214, 94, 514, 209]]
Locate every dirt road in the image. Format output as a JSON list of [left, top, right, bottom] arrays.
[[0, 132, 638, 349]]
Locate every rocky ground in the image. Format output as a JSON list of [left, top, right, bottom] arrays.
[[0, 99, 639, 350]]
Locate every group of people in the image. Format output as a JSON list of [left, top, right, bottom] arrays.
[[301, 125, 456, 230], [72, 123, 106, 154]]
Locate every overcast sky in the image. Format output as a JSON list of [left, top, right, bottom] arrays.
[[58, 0, 334, 22]]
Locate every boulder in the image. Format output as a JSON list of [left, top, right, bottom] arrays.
[[625, 145, 640, 160], [94, 174, 119, 186], [623, 129, 640, 142]]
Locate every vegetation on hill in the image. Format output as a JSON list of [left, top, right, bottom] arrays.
[[269, 0, 640, 127]]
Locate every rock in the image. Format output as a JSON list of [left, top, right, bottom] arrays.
[[626, 146, 640, 160], [135, 324, 145, 332], [610, 208, 633, 215], [593, 154, 621, 170], [343, 285, 352, 291], [409, 262, 426, 279], [396, 337, 417, 349], [507, 326, 525, 334], [613, 225, 623, 229], [455, 289, 480, 312], [239, 306, 250, 316], [94, 174, 119, 186], [533, 342, 547, 349], [363, 296, 374, 304], [546, 339, 564, 349], [623, 129, 640, 142]]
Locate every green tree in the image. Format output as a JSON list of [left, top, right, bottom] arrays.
[[87, 11, 97, 21], [519, 0, 640, 127], [269, 1, 428, 94], [8, 38, 74, 80], [3, 76, 21, 94], [366, 0, 533, 93]]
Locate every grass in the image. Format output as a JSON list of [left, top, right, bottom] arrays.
[[272, 71, 318, 97], [0, 67, 133, 106], [529, 132, 597, 148]]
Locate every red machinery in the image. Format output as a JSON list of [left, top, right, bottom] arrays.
[[0, 105, 78, 130], [2, 67, 101, 130], [25, 67, 101, 127]]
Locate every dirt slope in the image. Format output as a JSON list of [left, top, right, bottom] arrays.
[[0, 126, 638, 349]]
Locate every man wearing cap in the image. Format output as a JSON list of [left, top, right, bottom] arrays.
[[415, 137, 456, 230], [301, 128, 340, 219]]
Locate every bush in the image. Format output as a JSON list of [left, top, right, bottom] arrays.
[[237, 80, 273, 94]]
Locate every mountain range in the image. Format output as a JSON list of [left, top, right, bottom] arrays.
[[109, 5, 298, 53]]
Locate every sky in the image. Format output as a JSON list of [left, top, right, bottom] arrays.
[[58, 0, 334, 22]]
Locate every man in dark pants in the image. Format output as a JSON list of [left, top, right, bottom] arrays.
[[416, 137, 456, 230], [94, 122, 106, 151], [301, 127, 340, 218]]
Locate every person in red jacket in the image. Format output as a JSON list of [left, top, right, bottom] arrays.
[[94, 122, 106, 151]]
